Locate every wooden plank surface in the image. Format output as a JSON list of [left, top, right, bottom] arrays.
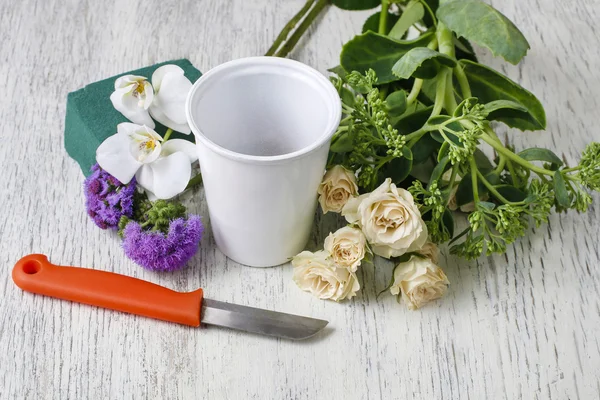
[[1, 0, 599, 398]]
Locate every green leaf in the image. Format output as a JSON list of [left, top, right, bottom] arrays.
[[385, 156, 413, 184], [411, 133, 439, 164], [332, 0, 380, 10], [430, 156, 450, 185], [518, 148, 563, 167], [402, 146, 413, 161], [553, 171, 570, 208], [437, 141, 449, 162], [437, 0, 530, 64], [494, 185, 527, 202], [456, 170, 487, 206], [386, 90, 407, 118], [392, 48, 456, 80], [388, 1, 424, 40], [330, 131, 355, 153], [454, 37, 478, 62], [482, 99, 527, 115], [442, 209, 455, 238], [478, 201, 496, 211], [340, 87, 356, 107], [484, 171, 501, 185], [473, 148, 494, 172], [328, 65, 348, 79], [340, 32, 434, 84], [362, 11, 401, 35], [460, 60, 546, 130], [394, 105, 433, 133]]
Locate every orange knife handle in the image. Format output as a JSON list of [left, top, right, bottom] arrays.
[[12, 254, 203, 327]]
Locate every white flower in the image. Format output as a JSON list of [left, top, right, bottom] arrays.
[[390, 255, 449, 310], [317, 165, 358, 213], [96, 123, 198, 199], [292, 250, 359, 301], [416, 240, 440, 265], [342, 178, 427, 258], [323, 226, 367, 272], [110, 75, 155, 127], [149, 65, 192, 134]]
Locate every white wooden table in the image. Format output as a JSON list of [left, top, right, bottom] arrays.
[[1, 0, 599, 398]]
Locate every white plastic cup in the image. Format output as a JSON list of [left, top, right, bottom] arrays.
[[186, 57, 341, 267]]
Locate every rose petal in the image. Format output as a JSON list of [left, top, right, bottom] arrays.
[[96, 133, 142, 184]]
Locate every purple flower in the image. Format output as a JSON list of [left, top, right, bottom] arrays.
[[121, 215, 204, 272], [84, 163, 136, 229]]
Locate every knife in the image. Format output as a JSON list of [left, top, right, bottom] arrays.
[[12, 254, 328, 340]]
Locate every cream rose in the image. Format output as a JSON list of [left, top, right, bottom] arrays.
[[317, 165, 358, 213], [324, 226, 367, 272], [342, 178, 428, 258], [416, 240, 440, 265], [390, 256, 449, 310], [292, 250, 359, 301]]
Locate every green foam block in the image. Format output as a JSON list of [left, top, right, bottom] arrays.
[[64, 59, 202, 176]]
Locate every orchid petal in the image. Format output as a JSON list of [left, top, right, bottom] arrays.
[[135, 163, 154, 192], [110, 89, 155, 128], [161, 139, 198, 162], [135, 152, 191, 199], [117, 122, 143, 136], [151, 65, 184, 91], [142, 81, 154, 109], [154, 72, 192, 124], [149, 104, 191, 134], [96, 133, 142, 184]]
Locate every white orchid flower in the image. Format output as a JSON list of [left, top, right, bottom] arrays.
[[96, 123, 198, 199], [110, 75, 155, 127], [149, 65, 192, 134]]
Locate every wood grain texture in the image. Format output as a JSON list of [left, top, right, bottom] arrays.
[[1, 0, 599, 398]]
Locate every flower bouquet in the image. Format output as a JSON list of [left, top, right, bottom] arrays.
[[72, 63, 205, 271], [265, 0, 600, 309]]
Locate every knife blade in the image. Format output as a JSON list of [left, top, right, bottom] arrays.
[[12, 254, 328, 340]]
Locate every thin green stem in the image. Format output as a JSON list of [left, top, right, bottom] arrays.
[[470, 158, 479, 203], [186, 173, 203, 190], [162, 128, 173, 142], [436, 22, 455, 57], [405, 127, 428, 143], [453, 64, 471, 99], [493, 156, 506, 174], [379, 0, 389, 34], [418, 0, 437, 27], [431, 69, 447, 117], [476, 169, 524, 205], [406, 78, 423, 106], [481, 133, 555, 176], [275, 0, 329, 58], [444, 69, 458, 114], [506, 160, 519, 186], [265, 0, 315, 56]]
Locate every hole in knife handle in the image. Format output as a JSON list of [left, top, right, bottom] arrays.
[[21, 260, 42, 275]]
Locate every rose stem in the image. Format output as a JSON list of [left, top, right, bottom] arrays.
[[265, 0, 315, 56], [274, 0, 329, 58]]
